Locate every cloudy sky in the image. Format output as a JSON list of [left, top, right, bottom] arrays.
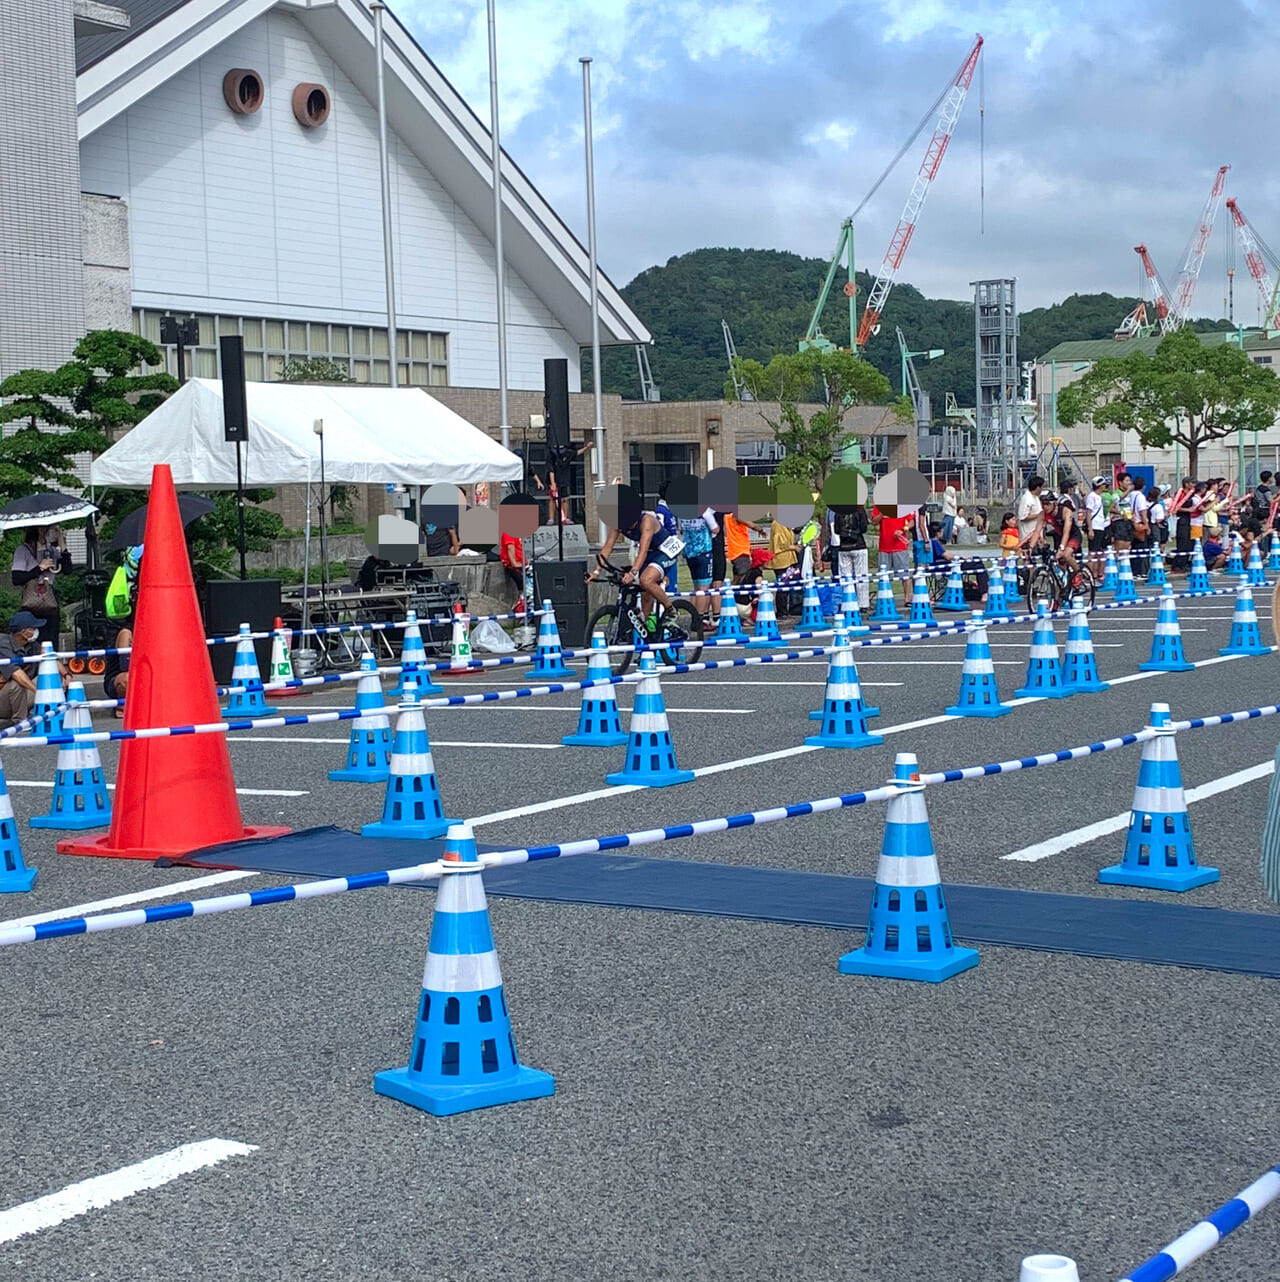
[[395, 0, 1277, 314]]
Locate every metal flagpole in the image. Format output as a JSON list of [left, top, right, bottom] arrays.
[[487, 0, 511, 451], [581, 57, 606, 516], [371, 2, 398, 388]]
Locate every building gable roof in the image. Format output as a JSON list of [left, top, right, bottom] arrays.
[[1036, 330, 1277, 364], [75, 0, 650, 347]]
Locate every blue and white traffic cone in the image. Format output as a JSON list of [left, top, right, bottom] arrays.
[[29, 683, 111, 830], [1145, 544, 1168, 588], [908, 568, 936, 626], [935, 561, 967, 612], [872, 566, 901, 621], [393, 611, 443, 698], [1186, 540, 1212, 595], [1225, 533, 1245, 577], [1220, 580, 1270, 656], [563, 632, 628, 747], [1099, 547, 1119, 593], [713, 594, 747, 642], [1013, 601, 1074, 699], [1098, 703, 1219, 891], [746, 581, 782, 647], [838, 577, 868, 634], [0, 758, 35, 892], [984, 564, 1012, 619], [361, 684, 456, 839], [945, 612, 1010, 718], [804, 627, 883, 749], [374, 821, 554, 1116], [1247, 540, 1267, 586], [799, 577, 826, 629], [31, 642, 65, 735], [1003, 554, 1024, 606], [606, 652, 693, 787], [838, 752, 979, 982], [1268, 540, 1280, 573], [1060, 599, 1108, 693], [330, 651, 393, 783], [1139, 587, 1195, 672], [1113, 551, 1138, 603], [225, 623, 277, 718], [531, 599, 574, 679]]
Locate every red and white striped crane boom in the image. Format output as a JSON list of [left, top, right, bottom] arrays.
[[855, 34, 983, 351], [1134, 243, 1174, 326], [1225, 196, 1280, 330], [1166, 164, 1229, 331]]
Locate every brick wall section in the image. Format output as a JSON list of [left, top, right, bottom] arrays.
[[0, 0, 87, 378]]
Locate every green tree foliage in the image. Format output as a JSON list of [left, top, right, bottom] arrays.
[[68, 330, 176, 440], [1056, 328, 1280, 477], [728, 347, 892, 490], [187, 491, 287, 579], [279, 357, 354, 383], [579, 248, 1234, 409]]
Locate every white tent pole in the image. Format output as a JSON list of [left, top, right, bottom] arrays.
[[487, 0, 511, 451], [301, 476, 312, 639]]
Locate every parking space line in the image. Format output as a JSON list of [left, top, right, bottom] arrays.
[[0, 1139, 258, 1245], [1001, 760, 1276, 863]]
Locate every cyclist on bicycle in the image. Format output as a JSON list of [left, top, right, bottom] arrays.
[[588, 486, 679, 628], [1041, 491, 1091, 599]]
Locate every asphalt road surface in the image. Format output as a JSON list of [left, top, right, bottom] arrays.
[[1, 585, 1278, 1281]]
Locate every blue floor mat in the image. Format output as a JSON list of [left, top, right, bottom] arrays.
[[173, 826, 1280, 979]]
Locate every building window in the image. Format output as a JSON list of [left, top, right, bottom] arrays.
[[1253, 355, 1273, 365], [133, 310, 449, 387]]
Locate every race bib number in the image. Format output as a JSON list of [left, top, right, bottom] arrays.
[[659, 535, 685, 558]]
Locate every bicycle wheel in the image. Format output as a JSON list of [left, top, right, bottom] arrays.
[[585, 604, 633, 677], [656, 599, 704, 669], [1066, 567, 1097, 609], [1027, 566, 1060, 614]]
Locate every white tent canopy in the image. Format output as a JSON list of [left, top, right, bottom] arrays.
[[90, 379, 522, 488]]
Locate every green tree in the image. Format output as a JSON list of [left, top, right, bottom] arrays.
[[0, 367, 110, 505], [1057, 328, 1280, 477], [728, 347, 893, 490], [187, 492, 287, 579], [279, 356, 354, 383], [68, 330, 176, 440]]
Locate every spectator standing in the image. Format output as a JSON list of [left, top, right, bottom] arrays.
[[679, 507, 717, 616], [874, 507, 913, 597], [1016, 475, 1046, 550], [941, 484, 958, 544], [827, 503, 870, 607], [421, 517, 460, 557], [1084, 475, 1108, 574], [12, 524, 70, 639]]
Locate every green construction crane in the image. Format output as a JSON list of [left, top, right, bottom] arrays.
[[800, 219, 856, 353]]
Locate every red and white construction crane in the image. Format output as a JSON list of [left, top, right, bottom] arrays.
[[1225, 196, 1280, 331], [1167, 164, 1229, 330], [854, 34, 983, 351]]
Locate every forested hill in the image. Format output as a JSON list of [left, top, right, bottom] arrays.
[[584, 247, 1233, 406]]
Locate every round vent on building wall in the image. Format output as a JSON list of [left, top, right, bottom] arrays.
[[292, 83, 331, 128], [222, 69, 264, 115]]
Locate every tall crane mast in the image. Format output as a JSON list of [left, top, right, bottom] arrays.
[[1166, 164, 1229, 331], [1225, 197, 1280, 331], [1134, 243, 1174, 328], [722, 319, 752, 401], [855, 34, 983, 351]]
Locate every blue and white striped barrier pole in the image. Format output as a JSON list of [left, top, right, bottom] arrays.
[[1118, 1164, 1280, 1282]]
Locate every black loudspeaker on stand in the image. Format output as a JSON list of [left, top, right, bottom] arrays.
[[220, 334, 250, 579], [203, 579, 281, 684], [535, 559, 588, 650], [544, 357, 571, 561]]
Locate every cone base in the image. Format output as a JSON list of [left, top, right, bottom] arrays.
[[1098, 863, 1219, 891], [393, 676, 444, 697], [0, 866, 37, 892], [58, 824, 290, 860], [1061, 680, 1110, 694], [374, 1062, 554, 1116], [805, 731, 884, 750], [871, 611, 902, 623], [328, 767, 390, 784], [745, 636, 781, 648], [30, 809, 112, 831], [562, 731, 629, 747], [1013, 685, 1074, 700], [1219, 644, 1271, 657], [530, 664, 574, 679], [605, 768, 694, 788], [838, 945, 979, 982], [1139, 659, 1194, 673], [225, 703, 279, 719], [361, 816, 456, 840], [945, 702, 1011, 718], [935, 601, 968, 612], [1113, 592, 1138, 603]]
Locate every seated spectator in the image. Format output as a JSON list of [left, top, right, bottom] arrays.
[[421, 520, 460, 557], [928, 521, 988, 605], [0, 611, 43, 729]]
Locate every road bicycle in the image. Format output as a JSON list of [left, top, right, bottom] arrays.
[[1026, 544, 1097, 612], [585, 560, 704, 677]]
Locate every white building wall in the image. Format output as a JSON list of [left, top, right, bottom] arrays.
[[77, 8, 580, 390]]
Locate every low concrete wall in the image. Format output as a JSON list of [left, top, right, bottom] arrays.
[[245, 533, 368, 573]]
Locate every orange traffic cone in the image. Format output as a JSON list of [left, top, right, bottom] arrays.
[[60, 463, 289, 860]]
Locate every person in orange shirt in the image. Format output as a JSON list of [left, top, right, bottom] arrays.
[[723, 512, 769, 582]]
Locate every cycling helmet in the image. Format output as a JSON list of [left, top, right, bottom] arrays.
[[1091, 474, 1107, 488], [1040, 491, 1058, 504]]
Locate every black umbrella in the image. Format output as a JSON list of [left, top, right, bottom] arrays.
[[0, 492, 97, 532], [107, 494, 216, 552]]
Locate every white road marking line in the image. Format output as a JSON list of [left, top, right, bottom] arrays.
[[445, 704, 756, 714], [4, 782, 307, 797], [1001, 760, 1276, 863], [0, 1139, 258, 1245], [0, 871, 259, 929]]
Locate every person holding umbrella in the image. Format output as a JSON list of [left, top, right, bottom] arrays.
[[11, 525, 71, 639]]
